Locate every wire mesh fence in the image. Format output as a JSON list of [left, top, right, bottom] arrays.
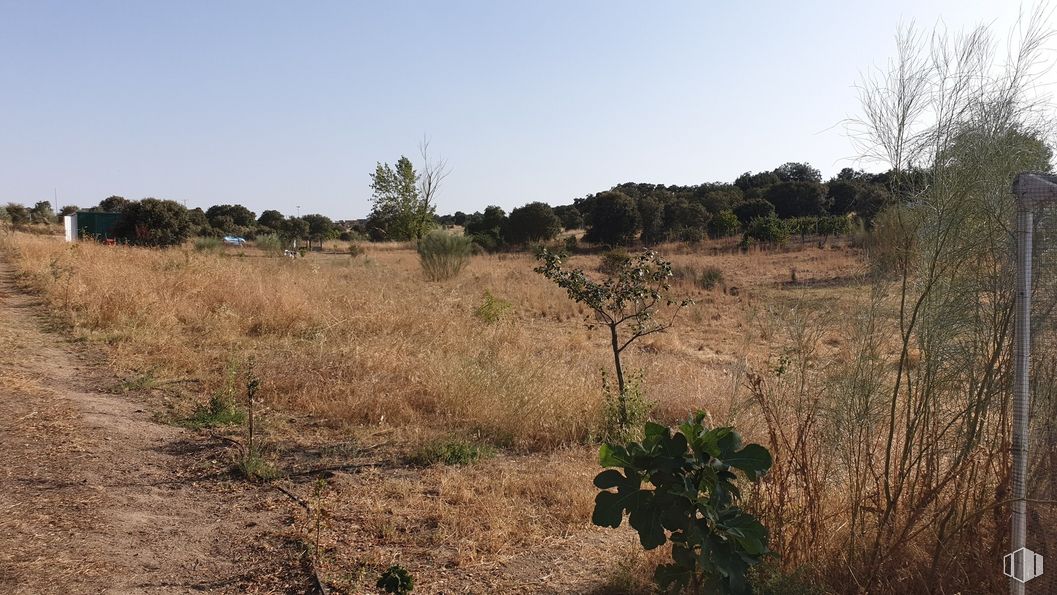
[[1011, 173, 1057, 595]]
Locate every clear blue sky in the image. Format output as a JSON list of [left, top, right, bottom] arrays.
[[1, 1, 1050, 219]]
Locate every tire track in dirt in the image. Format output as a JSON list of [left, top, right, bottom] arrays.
[[0, 256, 303, 594]]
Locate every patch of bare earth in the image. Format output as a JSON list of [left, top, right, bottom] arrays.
[[0, 257, 306, 594]]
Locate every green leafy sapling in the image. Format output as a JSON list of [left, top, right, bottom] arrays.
[[377, 565, 414, 594], [535, 248, 691, 430], [592, 414, 773, 594]]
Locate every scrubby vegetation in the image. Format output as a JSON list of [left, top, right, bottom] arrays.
[[3, 14, 1055, 595], [416, 230, 472, 281]]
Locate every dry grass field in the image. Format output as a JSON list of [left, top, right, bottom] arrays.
[[1, 230, 875, 592]]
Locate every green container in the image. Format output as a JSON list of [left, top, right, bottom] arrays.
[[76, 211, 121, 240]]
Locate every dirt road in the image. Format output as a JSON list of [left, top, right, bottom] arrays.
[[0, 258, 303, 594]]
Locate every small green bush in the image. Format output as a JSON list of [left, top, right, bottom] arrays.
[[377, 565, 414, 594], [592, 414, 772, 594], [563, 234, 579, 252], [255, 233, 283, 255], [474, 290, 512, 323], [184, 395, 245, 429], [709, 209, 741, 238], [743, 215, 789, 246], [194, 236, 223, 253], [410, 437, 495, 466], [417, 231, 473, 281]]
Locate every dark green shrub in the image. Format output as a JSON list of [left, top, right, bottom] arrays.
[[114, 198, 192, 247], [743, 215, 789, 246], [506, 201, 562, 244], [463, 205, 507, 249], [417, 231, 473, 281], [709, 210, 741, 238], [584, 190, 640, 245], [563, 234, 579, 252], [592, 414, 772, 594], [377, 565, 414, 594], [732, 199, 775, 224], [554, 204, 584, 230], [469, 232, 499, 253]]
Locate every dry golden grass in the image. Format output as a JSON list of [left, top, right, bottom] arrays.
[[3, 233, 862, 451], [1, 231, 871, 591]]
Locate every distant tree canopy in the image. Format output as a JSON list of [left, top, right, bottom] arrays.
[[4, 203, 30, 225], [302, 213, 337, 244], [257, 209, 285, 232], [735, 171, 781, 199], [503, 202, 561, 244], [584, 190, 640, 245], [206, 204, 256, 233], [773, 161, 823, 183], [553, 205, 583, 230], [367, 156, 435, 241], [279, 216, 309, 242], [732, 198, 776, 224], [98, 195, 129, 212], [429, 159, 941, 248], [463, 205, 508, 251], [764, 181, 828, 218], [826, 180, 859, 215], [187, 207, 210, 235], [29, 201, 55, 225], [114, 198, 191, 247]]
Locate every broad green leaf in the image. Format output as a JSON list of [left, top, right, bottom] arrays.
[[628, 494, 666, 549], [671, 543, 696, 569], [593, 469, 627, 489], [723, 443, 773, 479], [592, 491, 627, 528], [643, 421, 669, 449], [598, 443, 633, 469]]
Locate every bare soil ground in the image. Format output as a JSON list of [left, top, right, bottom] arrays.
[[0, 257, 307, 594]]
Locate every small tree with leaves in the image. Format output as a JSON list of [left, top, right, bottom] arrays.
[[535, 248, 690, 431], [593, 415, 772, 594]]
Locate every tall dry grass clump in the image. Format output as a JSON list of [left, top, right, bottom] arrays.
[[417, 230, 472, 281], [2, 235, 607, 449]]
